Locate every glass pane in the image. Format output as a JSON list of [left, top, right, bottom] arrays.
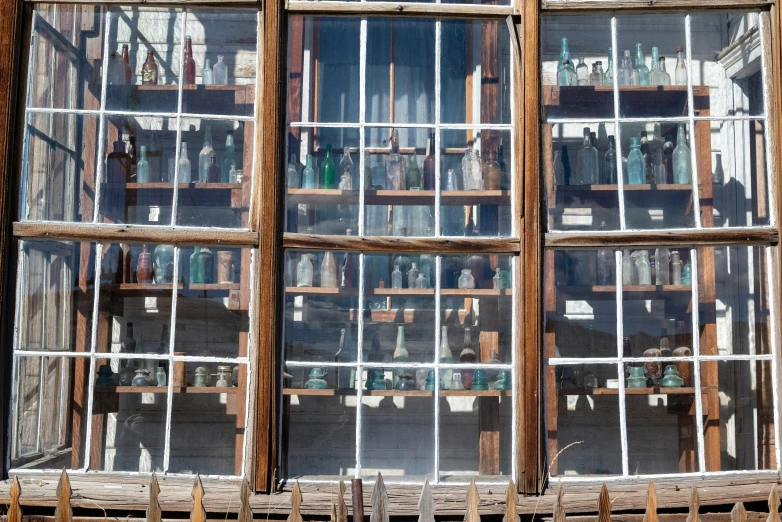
[[546, 364, 622, 476], [440, 129, 512, 237], [99, 116, 176, 226], [621, 121, 695, 229], [21, 112, 98, 223], [11, 356, 87, 470], [181, 9, 257, 117], [366, 18, 435, 125], [701, 119, 770, 228], [168, 362, 248, 475], [690, 12, 764, 118], [543, 121, 619, 231], [176, 118, 252, 228], [366, 127, 435, 237], [544, 249, 618, 359], [15, 240, 96, 353], [176, 246, 252, 358], [441, 19, 511, 125], [616, 14, 687, 118], [285, 125, 361, 235], [286, 17, 360, 125], [540, 15, 614, 120], [92, 356, 167, 472], [107, 7, 182, 113], [27, 5, 104, 111], [704, 245, 772, 356], [283, 250, 360, 364], [700, 359, 775, 471]]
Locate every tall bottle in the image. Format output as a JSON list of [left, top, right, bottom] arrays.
[[142, 50, 158, 85], [407, 262, 420, 288], [222, 130, 236, 183], [670, 250, 683, 285], [202, 58, 214, 85], [122, 44, 132, 84], [386, 130, 406, 190], [597, 222, 614, 285], [302, 154, 316, 188], [423, 133, 435, 190], [589, 63, 602, 86], [105, 140, 129, 222], [626, 137, 645, 185], [178, 142, 192, 182], [148, 131, 163, 182], [576, 127, 598, 185], [287, 154, 301, 189], [672, 124, 692, 184], [634, 43, 650, 86], [655, 247, 670, 285], [636, 250, 651, 285], [619, 50, 632, 86], [483, 150, 501, 190], [553, 150, 565, 186], [392, 326, 410, 388], [674, 45, 687, 86], [658, 57, 671, 86], [321, 144, 336, 189], [339, 149, 355, 190], [462, 146, 482, 190], [198, 125, 215, 182], [604, 135, 617, 184], [459, 327, 477, 390], [576, 58, 589, 86], [137, 146, 149, 183], [556, 38, 577, 87], [649, 47, 663, 86], [622, 249, 635, 285], [336, 325, 356, 390], [213, 55, 228, 85], [406, 155, 421, 189], [439, 326, 453, 390], [183, 36, 196, 85], [189, 246, 205, 284], [603, 47, 614, 85]]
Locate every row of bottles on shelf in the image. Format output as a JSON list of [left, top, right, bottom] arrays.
[[562, 243, 691, 287], [553, 123, 691, 186], [300, 325, 508, 392], [102, 243, 238, 285], [107, 127, 239, 185], [286, 131, 509, 192], [557, 38, 687, 87], [108, 39, 231, 86]]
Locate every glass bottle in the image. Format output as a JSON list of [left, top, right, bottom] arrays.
[[302, 154, 315, 189], [339, 149, 355, 190], [618, 50, 632, 86], [105, 140, 129, 221], [556, 38, 577, 86], [439, 326, 453, 390], [640, 131, 653, 184], [493, 267, 501, 289], [673, 124, 692, 184], [622, 249, 635, 285], [670, 250, 683, 285], [386, 130, 406, 190], [392, 326, 409, 388], [461, 146, 482, 190], [636, 250, 651, 285], [649, 47, 663, 86], [458, 269, 475, 289], [199, 125, 215, 182], [634, 43, 650, 86], [213, 55, 228, 85], [576, 57, 589, 86], [663, 137, 674, 184], [655, 247, 670, 285], [674, 45, 687, 86], [205, 154, 220, 185], [178, 142, 191, 182], [108, 52, 124, 85], [142, 50, 158, 85], [597, 222, 614, 285], [127, 136, 137, 181], [589, 63, 602, 86], [659, 328, 672, 359], [222, 130, 236, 183], [336, 325, 356, 390], [603, 47, 613, 86], [296, 254, 313, 287], [562, 145, 572, 185], [148, 131, 163, 182], [553, 150, 565, 186], [407, 262, 419, 288], [681, 262, 692, 284], [406, 155, 421, 189], [189, 246, 205, 284], [202, 58, 214, 85], [183, 36, 196, 85], [391, 265, 403, 288], [287, 154, 300, 189], [122, 44, 132, 84], [604, 135, 617, 184], [483, 150, 501, 190], [136, 145, 149, 183], [459, 328, 477, 390], [198, 247, 214, 283], [321, 144, 336, 189], [626, 137, 645, 185], [576, 127, 599, 185], [423, 133, 435, 190], [658, 57, 671, 86]]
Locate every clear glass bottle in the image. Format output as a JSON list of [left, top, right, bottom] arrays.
[[576, 58, 589, 86], [556, 38, 577, 86], [386, 130, 406, 190], [136, 146, 149, 183], [439, 326, 453, 390], [670, 250, 683, 285], [626, 137, 645, 185], [406, 155, 421, 189], [649, 47, 663, 86], [391, 265, 403, 288], [213, 55, 228, 85], [658, 57, 671, 86], [178, 142, 192, 182], [458, 268, 476, 289], [603, 48, 613, 86], [339, 148, 355, 190], [296, 254, 313, 287], [483, 150, 501, 190], [576, 127, 598, 185], [321, 251, 338, 287], [336, 325, 356, 390], [636, 250, 651, 285], [222, 130, 236, 183], [597, 222, 614, 285], [553, 150, 565, 186], [461, 146, 482, 190], [198, 126, 215, 182], [423, 133, 435, 190], [302, 154, 316, 189], [589, 63, 602, 86], [321, 144, 336, 189], [655, 247, 671, 285], [634, 43, 650, 86], [622, 249, 635, 285], [604, 135, 617, 184], [619, 50, 632, 86], [673, 123, 692, 184], [407, 262, 419, 288], [202, 58, 214, 85], [287, 154, 300, 189], [674, 45, 687, 86]]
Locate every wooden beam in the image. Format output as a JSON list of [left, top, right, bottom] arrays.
[[545, 228, 779, 249], [283, 233, 520, 253], [287, 1, 513, 17]]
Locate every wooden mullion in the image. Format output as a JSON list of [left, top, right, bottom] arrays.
[[545, 228, 779, 249], [282, 233, 520, 253]]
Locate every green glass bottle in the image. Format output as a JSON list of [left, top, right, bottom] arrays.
[[321, 144, 336, 189], [189, 246, 205, 284]]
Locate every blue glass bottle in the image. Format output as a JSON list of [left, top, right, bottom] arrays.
[[626, 137, 645, 185]]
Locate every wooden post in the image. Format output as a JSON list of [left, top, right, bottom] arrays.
[[370, 474, 389, 522], [418, 479, 435, 522], [465, 480, 480, 522], [239, 478, 253, 522], [288, 482, 303, 522], [54, 470, 73, 522], [687, 484, 700, 522], [768, 486, 780, 522], [597, 484, 610, 522], [503, 479, 518, 522], [337, 480, 348, 522], [352, 478, 365, 522], [146, 473, 161, 522], [190, 474, 206, 522], [8, 476, 22, 522], [643, 482, 658, 522], [732, 502, 748, 522], [553, 484, 566, 522]]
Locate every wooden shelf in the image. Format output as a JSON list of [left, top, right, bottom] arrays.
[[124, 182, 243, 191], [559, 386, 695, 396], [107, 283, 183, 294], [96, 385, 240, 394], [187, 283, 241, 291], [286, 287, 510, 298], [286, 189, 510, 206], [282, 388, 511, 397], [286, 286, 359, 296]]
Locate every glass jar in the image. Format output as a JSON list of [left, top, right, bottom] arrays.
[[216, 365, 233, 387], [457, 269, 475, 289]]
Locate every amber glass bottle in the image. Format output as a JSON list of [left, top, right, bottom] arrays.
[[184, 36, 196, 85], [142, 50, 158, 85]]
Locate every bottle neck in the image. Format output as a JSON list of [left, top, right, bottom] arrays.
[[306, 155, 313, 169]]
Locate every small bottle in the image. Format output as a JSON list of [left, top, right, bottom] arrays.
[[423, 133, 435, 190], [681, 262, 692, 284], [634, 43, 650, 86], [670, 250, 683, 285], [206, 153, 220, 183], [178, 142, 191, 183], [576, 127, 598, 185], [393, 326, 409, 388], [339, 149, 355, 190], [142, 50, 158, 85], [213, 55, 228, 85], [604, 135, 617, 184], [406, 155, 422, 189], [622, 249, 635, 285], [296, 254, 313, 287], [407, 262, 419, 288], [649, 47, 663, 86], [391, 265, 403, 288], [673, 123, 692, 184], [458, 269, 475, 289], [589, 63, 602, 86], [183, 36, 196, 85], [626, 137, 645, 185], [483, 150, 501, 190], [122, 44, 132, 84], [386, 130, 406, 190], [636, 250, 651, 285], [136, 145, 149, 183], [461, 146, 482, 191], [108, 52, 124, 85], [321, 251, 337, 288], [287, 155, 300, 189], [302, 154, 316, 189], [190, 246, 205, 284], [675, 45, 687, 86], [341, 233, 357, 288], [576, 57, 589, 86], [321, 144, 336, 189], [198, 126, 215, 182]]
